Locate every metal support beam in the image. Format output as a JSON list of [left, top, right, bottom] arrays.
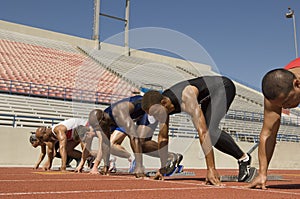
[[92, 0, 100, 49], [125, 0, 130, 56], [93, 0, 130, 54]]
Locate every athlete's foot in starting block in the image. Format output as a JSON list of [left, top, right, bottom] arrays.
[[176, 165, 184, 173], [244, 167, 257, 183], [145, 165, 194, 177], [220, 167, 258, 182], [164, 165, 184, 176]]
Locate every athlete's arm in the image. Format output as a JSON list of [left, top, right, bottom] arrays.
[[75, 137, 92, 173], [54, 125, 68, 171], [34, 144, 46, 169], [90, 130, 110, 175], [157, 116, 170, 167], [247, 98, 281, 189], [44, 142, 54, 171], [112, 102, 143, 173], [181, 85, 221, 186]]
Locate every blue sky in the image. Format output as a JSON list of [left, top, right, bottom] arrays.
[[1, 0, 300, 90]]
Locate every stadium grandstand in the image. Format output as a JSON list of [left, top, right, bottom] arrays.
[[0, 19, 299, 169]]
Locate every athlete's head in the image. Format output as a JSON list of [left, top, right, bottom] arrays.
[[88, 109, 110, 133], [35, 126, 52, 142], [262, 68, 300, 108], [29, 133, 40, 148], [142, 90, 164, 112], [142, 90, 168, 123]]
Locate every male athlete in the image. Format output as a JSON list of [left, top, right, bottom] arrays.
[[35, 118, 87, 171], [248, 58, 300, 189], [80, 95, 183, 177], [142, 76, 252, 185]]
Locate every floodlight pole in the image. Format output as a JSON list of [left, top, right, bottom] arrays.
[[125, 0, 130, 56], [93, 0, 100, 49], [92, 0, 130, 55], [286, 7, 298, 58]]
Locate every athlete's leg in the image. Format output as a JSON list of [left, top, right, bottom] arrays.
[[137, 124, 159, 157], [202, 77, 251, 182], [66, 140, 82, 166], [110, 129, 132, 159], [66, 140, 82, 159], [137, 124, 183, 168], [202, 76, 244, 160]]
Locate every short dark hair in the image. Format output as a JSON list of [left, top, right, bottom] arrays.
[[142, 90, 164, 111], [29, 133, 37, 144], [262, 68, 296, 100]]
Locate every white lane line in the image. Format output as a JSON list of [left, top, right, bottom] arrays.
[[0, 187, 208, 196], [1, 173, 299, 197], [225, 185, 300, 196], [164, 179, 300, 196], [0, 178, 129, 182]]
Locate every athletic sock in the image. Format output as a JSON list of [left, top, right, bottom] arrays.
[[239, 154, 249, 162]]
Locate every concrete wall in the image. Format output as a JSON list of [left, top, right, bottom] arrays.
[[1, 127, 299, 170]]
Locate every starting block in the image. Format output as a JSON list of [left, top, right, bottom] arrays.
[[220, 167, 284, 182], [145, 165, 195, 177]]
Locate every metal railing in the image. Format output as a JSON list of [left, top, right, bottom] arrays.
[[0, 78, 131, 104]]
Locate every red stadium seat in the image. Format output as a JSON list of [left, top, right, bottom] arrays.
[[0, 39, 138, 103]]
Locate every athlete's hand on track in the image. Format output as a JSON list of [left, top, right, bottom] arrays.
[[153, 170, 164, 180], [74, 166, 83, 173], [245, 173, 267, 190], [99, 166, 109, 175], [89, 167, 100, 175], [134, 166, 145, 178], [205, 168, 223, 186]]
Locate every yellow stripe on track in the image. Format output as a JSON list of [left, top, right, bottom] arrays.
[[33, 171, 73, 175]]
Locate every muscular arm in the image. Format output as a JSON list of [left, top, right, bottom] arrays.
[[112, 102, 143, 172], [44, 142, 55, 170], [90, 130, 110, 174], [54, 125, 68, 171], [75, 136, 93, 172], [34, 144, 46, 169], [247, 98, 282, 189], [181, 86, 220, 185], [157, 117, 170, 167], [112, 102, 139, 139], [258, 98, 281, 176]]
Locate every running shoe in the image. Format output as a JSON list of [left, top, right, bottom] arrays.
[[109, 157, 117, 173], [176, 153, 183, 167], [87, 156, 96, 169], [164, 153, 177, 176], [128, 159, 136, 173], [238, 153, 251, 182]]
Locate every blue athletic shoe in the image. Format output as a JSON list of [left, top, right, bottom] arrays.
[[176, 165, 184, 173], [128, 159, 136, 173]]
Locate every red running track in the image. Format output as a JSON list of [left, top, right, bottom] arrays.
[[0, 167, 299, 199]]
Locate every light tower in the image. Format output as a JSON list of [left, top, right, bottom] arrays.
[[285, 7, 298, 58], [92, 0, 131, 55]]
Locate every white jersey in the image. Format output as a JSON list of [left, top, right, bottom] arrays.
[[52, 118, 88, 140]]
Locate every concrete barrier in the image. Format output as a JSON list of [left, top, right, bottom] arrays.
[[0, 127, 299, 171]]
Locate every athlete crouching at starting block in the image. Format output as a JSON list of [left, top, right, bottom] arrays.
[[76, 95, 184, 177]]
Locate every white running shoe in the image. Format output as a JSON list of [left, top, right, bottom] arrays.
[[128, 159, 136, 173], [109, 157, 117, 173]]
